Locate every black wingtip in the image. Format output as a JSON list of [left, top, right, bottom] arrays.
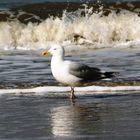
[[104, 72, 118, 78]]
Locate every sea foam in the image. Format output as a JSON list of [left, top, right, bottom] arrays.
[[0, 7, 140, 50], [0, 85, 140, 97]]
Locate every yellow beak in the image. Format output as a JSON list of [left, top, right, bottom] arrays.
[[42, 50, 49, 55]]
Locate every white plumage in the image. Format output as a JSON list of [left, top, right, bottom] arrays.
[[42, 44, 115, 99]]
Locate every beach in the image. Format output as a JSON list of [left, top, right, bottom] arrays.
[[0, 0, 140, 139]]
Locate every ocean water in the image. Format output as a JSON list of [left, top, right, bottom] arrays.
[[0, 0, 140, 139], [0, 1, 140, 49], [0, 94, 140, 139]]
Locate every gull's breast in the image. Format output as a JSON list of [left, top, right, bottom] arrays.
[[51, 61, 81, 86]]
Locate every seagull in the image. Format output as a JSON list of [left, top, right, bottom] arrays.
[[42, 44, 115, 99]]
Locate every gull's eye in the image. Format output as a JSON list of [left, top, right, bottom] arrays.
[[53, 48, 57, 50]]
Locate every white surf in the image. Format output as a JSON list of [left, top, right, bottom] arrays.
[[0, 85, 140, 97]]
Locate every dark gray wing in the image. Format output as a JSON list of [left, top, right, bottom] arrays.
[[69, 62, 103, 81]]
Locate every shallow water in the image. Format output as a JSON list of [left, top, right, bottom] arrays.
[[0, 48, 139, 139], [0, 94, 140, 139], [0, 48, 140, 88]]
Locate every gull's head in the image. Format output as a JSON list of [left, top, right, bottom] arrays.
[[42, 44, 65, 56]]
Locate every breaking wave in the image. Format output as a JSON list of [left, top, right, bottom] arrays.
[[0, 3, 140, 50]]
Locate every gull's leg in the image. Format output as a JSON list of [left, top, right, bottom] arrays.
[[70, 87, 76, 99]]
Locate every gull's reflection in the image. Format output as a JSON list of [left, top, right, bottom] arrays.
[[50, 102, 102, 136]]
